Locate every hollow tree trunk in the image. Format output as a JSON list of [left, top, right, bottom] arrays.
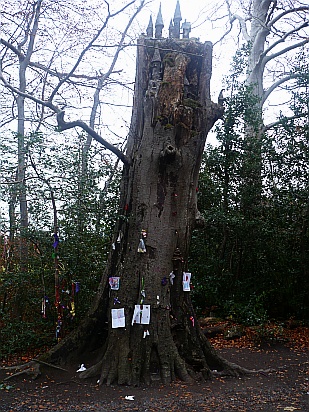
[[45, 37, 240, 386]]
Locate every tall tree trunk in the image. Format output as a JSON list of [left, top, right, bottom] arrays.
[[13, 1, 43, 270], [8, 0, 42, 319], [240, 0, 271, 213], [44, 37, 244, 386], [16, 72, 29, 270], [247, 0, 272, 99]]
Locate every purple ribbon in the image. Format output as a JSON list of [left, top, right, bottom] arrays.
[[53, 233, 59, 249], [161, 277, 168, 286]]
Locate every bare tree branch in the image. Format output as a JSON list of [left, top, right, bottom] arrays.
[[262, 38, 309, 67], [85, 0, 145, 152], [265, 0, 277, 25], [213, 18, 237, 46], [267, 6, 309, 28], [0, 65, 130, 166], [0, 1, 147, 166], [23, 0, 42, 66], [48, 21, 110, 103], [216, 0, 250, 45], [0, 67, 55, 110], [1, 38, 23, 59], [262, 73, 301, 104], [48, 0, 137, 103], [261, 21, 309, 63], [17, 2, 38, 50], [56, 111, 130, 165], [262, 113, 307, 133], [233, 14, 251, 41], [0, 39, 123, 81]]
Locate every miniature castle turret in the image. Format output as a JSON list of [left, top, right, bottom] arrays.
[[146, 15, 153, 37], [182, 20, 191, 39], [148, 2, 191, 40], [155, 3, 164, 38], [169, 19, 174, 38], [151, 45, 162, 81], [173, 0, 182, 38]]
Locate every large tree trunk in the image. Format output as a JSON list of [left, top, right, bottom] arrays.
[[240, 0, 271, 213], [44, 37, 241, 386], [247, 0, 271, 99]]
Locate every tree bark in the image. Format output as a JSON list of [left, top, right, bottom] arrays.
[[43, 37, 241, 386], [13, 0, 43, 271]]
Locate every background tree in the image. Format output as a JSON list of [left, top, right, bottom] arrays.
[[1, 0, 252, 385], [0, 128, 121, 359], [1, 0, 308, 386], [191, 0, 309, 322], [0, 0, 145, 360], [190, 39, 309, 324], [222, 0, 308, 211], [0, 0, 142, 266]]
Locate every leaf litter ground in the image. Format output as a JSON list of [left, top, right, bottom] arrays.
[[1, 322, 308, 411]]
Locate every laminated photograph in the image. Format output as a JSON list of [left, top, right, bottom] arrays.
[[111, 308, 125, 328], [182, 272, 191, 291], [109, 277, 120, 290]]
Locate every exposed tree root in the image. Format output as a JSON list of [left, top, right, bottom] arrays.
[[80, 360, 103, 380], [62, 311, 263, 386], [78, 327, 194, 386], [79, 332, 252, 386], [78, 344, 264, 386], [1, 361, 41, 381], [212, 360, 276, 378], [0, 359, 68, 382], [0, 308, 263, 387], [212, 360, 254, 377], [0, 322, 272, 387], [33, 359, 69, 372]]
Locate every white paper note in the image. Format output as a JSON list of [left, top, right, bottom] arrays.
[[111, 308, 125, 328], [131, 305, 151, 325]]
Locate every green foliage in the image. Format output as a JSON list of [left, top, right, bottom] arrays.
[[228, 41, 253, 83], [190, 50, 309, 323], [222, 292, 268, 326], [0, 130, 121, 358], [0, 383, 14, 391], [163, 53, 176, 67], [183, 98, 202, 108], [0, 317, 53, 360]]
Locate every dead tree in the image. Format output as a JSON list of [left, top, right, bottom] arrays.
[[1, 2, 250, 386], [42, 13, 249, 386]]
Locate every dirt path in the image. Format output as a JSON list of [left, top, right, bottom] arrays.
[[1, 344, 308, 411]]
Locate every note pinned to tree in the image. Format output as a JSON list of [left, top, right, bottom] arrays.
[[131, 305, 150, 325], [109, 277, 120, 290], [111, 308, 125, 328], [182, 272, 191, 291]]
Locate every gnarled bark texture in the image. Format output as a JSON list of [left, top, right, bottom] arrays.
[[43, 37, 241, 386]]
